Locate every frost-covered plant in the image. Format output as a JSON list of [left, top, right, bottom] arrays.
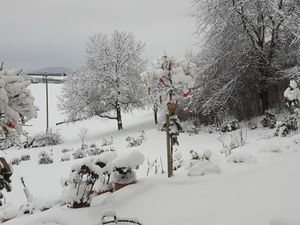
[[72, 148, 87, 159], [187, 149, 212, 169], [182, 121, 199, 135], [146, 158, 159, 176], [32, 129, 63, 148], [87, 144, 104, 156], [284, 79, 300, 114], [274, 116, 298, 137], [0, 158, 13, 206], [111, 151, 144, 186], [101, 137, 113, 146], [61, 154, 71, 162], [125, 130, 146, 147], [38, 151, 53, 165], [220, 120, 239, 133], [61, 151, 117, 208], [20, 154, 30, 161], [217, 130, 247, 157], [10, 158, 21, 165], [0, 67, 38, 147], [173, 149, 183, 171], [260, 111, 276, 129], [61, 148, 73, 153]]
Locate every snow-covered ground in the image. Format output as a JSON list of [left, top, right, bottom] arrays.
[[1, 84, 300, 225]]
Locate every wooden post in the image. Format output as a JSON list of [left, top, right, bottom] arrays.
[[45, 74, 49, 132], [166, 112, 172, 177]]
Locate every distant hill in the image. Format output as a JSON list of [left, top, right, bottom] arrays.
[[27, 67, 73, 75]]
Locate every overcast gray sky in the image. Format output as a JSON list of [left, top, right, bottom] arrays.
[[0, 0, 197, 71]]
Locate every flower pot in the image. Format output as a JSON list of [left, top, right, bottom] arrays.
[[114, 182, 133, 191], [71, 202, 90, 208]]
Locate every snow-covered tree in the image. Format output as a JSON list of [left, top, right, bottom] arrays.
[[0, 67, 38, 147], [60, 31, 146, 130], [191, 0, 300, 122], [284, 79, 300, 114], [140, 55, 196, 123]]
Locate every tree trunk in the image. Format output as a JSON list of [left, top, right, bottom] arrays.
[[116, 102, 123, 130], [154, 109, 158, 124], [260, 88, 269, 113]]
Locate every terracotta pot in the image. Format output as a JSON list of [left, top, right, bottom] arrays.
[[114, 182, 133, 191], [71, 202, 90, 208]]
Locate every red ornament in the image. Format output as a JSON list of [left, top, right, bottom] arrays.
[[7, 122, 15, 129], [183, 91, 190, 98]]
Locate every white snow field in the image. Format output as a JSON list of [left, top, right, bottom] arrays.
[[1, 83, 300, 225]]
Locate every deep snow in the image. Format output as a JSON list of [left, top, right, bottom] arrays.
[[1, 83, 300, 225]]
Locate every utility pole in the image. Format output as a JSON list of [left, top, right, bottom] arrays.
[[45, 73, 49, 132], [27, 72, 67, 132]]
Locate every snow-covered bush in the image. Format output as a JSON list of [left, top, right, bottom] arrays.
[[220, 120, 239, 133], [72, 148, 87, 159], [101, 137, 113, 146], [181, 120, 199, 136], [284, 79, 300, 114], [111, 151, 144, 188], [0, 67, 38, 148], [260, 111, 276, 129], [10, 157, 21, 165], [61, 154, 71, 162], [38, 151, 53, 165], [217, 130, 247, 157], [20, 154, 30, 161], [173, 149, 183, 171], [227, 152, 257, 163], [32, 129, 63, 148], [274, 116, 298, 137], [87, 144, 104, 156], [162, 115, 183, 145], [61, 148, 73, 153], [188, 161, 221, 176], [61, 151, 117, 208], [125, 130, 146, 147], [187, 149, 212, 169], [0, 158, 12, 206], [146, 158, 160, 176]]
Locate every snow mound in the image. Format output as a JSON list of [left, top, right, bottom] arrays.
[[188, 161, 221, 176], [260, 145, 282, 153], [0, 203, 18, 222], [227, 152, 257, 163], [113, 151, 145, 169], [270, 218, 300, 225]]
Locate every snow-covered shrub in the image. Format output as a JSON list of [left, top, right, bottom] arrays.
[[0, 158, 13, 206], [61, 154, 71, 162], [284, 79, 300, 114], [187, 149, 212, 169], [101, 136, 113, 146], [182, 120, 199, 135], [10, 157, 21, 165], [260, 111, 276, 129], [32, 129, 63, 148], [220, 120, 239, 133], [125, 130, 146, 147], [20, 154, 30, 161], [87, 144, 104, 156], [72, 148, 87, 159], [227, 152, 256, 163], [111, 151, 144, 187], [274, 116, 298, 137], [162, 115, 183, 145], [61, 151, 117, 208], [146, 158, 159, 176], [173, 149, 183, 171], [188, 161, 221, 176], [0, 67, 38, 147], [18, 202, 38, 216], [38, 151, 53, 165], [61, 148, 73, 153], [217, 130, 247, 157]]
